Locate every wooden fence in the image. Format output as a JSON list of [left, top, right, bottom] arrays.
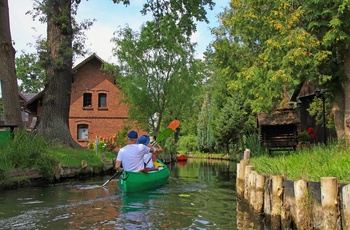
[[236, 149, 350, 229]]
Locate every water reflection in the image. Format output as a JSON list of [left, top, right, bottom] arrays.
[[0, 158, 245, 229]]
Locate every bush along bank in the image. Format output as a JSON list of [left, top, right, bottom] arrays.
[[236, 149, 350, 229]]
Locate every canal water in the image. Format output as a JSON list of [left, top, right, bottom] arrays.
[[0, 158, 263, 229]]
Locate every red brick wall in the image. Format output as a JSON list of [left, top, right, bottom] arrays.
[[69, 56, 135, 147]]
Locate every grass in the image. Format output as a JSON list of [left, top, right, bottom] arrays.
[[250, 141, 350, 183], [0, 130, 116, 184]]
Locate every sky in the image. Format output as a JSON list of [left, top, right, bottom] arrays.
[[8, 0, 229, 65]]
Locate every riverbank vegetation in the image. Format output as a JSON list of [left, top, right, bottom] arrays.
[[0, 131, 116, 186], [248, 139, 350, 183]]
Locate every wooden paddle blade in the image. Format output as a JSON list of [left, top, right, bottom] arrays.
[[167, 120, 180, 131], [156, 128, 173, 142]]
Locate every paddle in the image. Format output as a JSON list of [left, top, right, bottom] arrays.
[[143, 120, 180, 167], [102, 168, 123, 187], [152, 120, 181, 144]]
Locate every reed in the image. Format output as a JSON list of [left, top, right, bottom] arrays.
[[250, 141, 350, 183]]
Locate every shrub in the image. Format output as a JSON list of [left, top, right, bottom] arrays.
[[178, 135, 198, 152]]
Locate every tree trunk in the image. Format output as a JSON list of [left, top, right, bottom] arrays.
[[37, 0, 80, 148], [0, 0, 23, 128], [332, 89, 345, 140], [344, 50, 350, 147]]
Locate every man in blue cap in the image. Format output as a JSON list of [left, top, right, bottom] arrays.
[[114, 130, 158, 172]]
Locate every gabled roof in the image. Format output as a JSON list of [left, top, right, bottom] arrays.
[[23, 90, 44, 107], [73, 53, 106, 71], [257, 108, 300, 126], [20, 92, 38, 102]]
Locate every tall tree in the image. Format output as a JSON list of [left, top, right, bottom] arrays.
[[0, 0, 23, 128], [30, 0, 214, 147], [212, 0, 350, 144], [35, 0, 78, 147], [110, 19, 205, 134]]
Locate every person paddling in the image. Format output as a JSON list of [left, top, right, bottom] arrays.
[[114, 130, 157, 172], [137, 135, 163, 170]]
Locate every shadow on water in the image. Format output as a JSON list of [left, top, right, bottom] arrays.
[[0, 158, 269, 229]]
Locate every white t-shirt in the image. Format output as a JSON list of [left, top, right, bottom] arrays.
[[116, 144, 151, 172], [143, 153, 155, 168]]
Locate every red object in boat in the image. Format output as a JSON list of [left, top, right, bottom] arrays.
[[177, 154, 187, 161]]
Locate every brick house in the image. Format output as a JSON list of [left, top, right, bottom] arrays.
[[23, 53, 144, 147]]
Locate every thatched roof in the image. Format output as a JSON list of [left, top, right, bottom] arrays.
[[257, 108, 300, 126]]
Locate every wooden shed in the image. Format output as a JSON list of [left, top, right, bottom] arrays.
[[257, 108, 300, 154]]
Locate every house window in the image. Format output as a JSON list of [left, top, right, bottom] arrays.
[[83, 93, 92, 107], [77, 124, 89, 140], [98, 93, 107, 107]]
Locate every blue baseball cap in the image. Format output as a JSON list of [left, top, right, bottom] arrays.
[[127, 130, 138, 139], [137, 135, 150, 146]]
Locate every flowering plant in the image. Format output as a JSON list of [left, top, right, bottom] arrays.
[[298, 127, 315, 141], [93, 141, 116, 152]]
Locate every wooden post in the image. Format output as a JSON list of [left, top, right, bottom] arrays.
[[321, 177, 339, 229], [342, 184, 350, 229], [253, 173, 265, 212], [243, 148, 250, 160], [294, 179, 312, 229], [271, 175, 283, 229], [271, 175, 283, 215], [236, 159, 249, 197], [264, 177, 272, 215], [244, 165, 254, 201], [249, 171, 257, 208]]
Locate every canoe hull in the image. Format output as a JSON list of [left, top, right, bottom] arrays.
[[118, 159, 170, 192], [177, 154, 187, 161]]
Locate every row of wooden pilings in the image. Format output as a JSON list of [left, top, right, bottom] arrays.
[[236, 149, 350, 230]]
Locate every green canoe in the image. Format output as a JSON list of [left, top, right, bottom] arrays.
[[118, 159, 170, 192]]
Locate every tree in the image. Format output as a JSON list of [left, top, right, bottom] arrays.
[[16, 52, 46, 93], [197, 91, 214, 152], [110, 19, 205, 135], [32, 0, 78, 147], [28, 0, 214, 147], [0, 0, 23, 128], [212, 0, 350, 144]]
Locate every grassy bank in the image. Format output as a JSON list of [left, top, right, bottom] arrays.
[[0, 131, 116, 186], [249, 141, 350, 183]]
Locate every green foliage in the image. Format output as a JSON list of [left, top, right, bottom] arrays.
[[197, 92, 214, 152], [51, 148, 111, 167], [212, 0, 350, 115], [250, 140, 350, 183], [94, 141, 115, 152], [0, 130, 60, 178], [212, 92, 256, 152], [0, 131, 110, 181], [111, 19, 206, 134], [245, 133, 268, 157], [113, 125, 130, 148], [178, 135, 198, 152], [16, 52, 46, 93], [307, 97, 334, 129], [298, 131, 312, 141]]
